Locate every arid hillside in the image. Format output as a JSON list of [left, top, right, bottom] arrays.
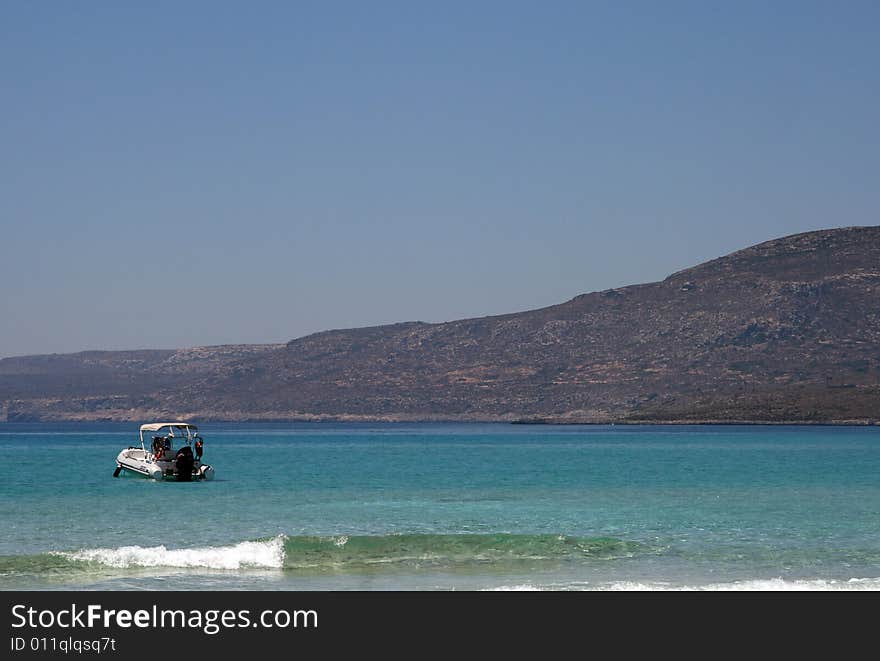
[[2, 227, 879, 423]]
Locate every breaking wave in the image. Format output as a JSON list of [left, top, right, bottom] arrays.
[[59, 537, 286, 570], [3, 535, 879, 591], [1, 533, 643, 575]]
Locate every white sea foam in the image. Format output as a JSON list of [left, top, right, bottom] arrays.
[[488, 577, 880, 591], [490, 584, 549, 591], [57, 536, 286, 570], [602, 577, 880, 591]]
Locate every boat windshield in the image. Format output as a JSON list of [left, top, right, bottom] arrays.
[[138, 423, 198, 450]]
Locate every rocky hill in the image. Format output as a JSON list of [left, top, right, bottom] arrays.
[[2, 226, 879, 423]]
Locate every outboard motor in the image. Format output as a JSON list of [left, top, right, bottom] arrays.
[[174, 446, 194, 482]]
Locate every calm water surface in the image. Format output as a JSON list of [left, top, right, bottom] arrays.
[[1, 422, 878, 590]]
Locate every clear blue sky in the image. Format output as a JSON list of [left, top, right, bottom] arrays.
[[2, 1, 878, 357]]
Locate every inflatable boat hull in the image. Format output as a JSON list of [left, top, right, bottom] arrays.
[[115, 448, 213, 481]]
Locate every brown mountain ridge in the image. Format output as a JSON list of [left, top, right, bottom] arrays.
[[2, 226, 879, 423]]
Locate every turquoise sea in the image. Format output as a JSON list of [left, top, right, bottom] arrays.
[[1, 422, 879, 591]]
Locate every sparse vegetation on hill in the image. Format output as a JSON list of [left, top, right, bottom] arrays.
[[2, 227, 879, 423]]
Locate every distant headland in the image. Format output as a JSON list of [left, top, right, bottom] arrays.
[[2, 226, 879, 424]]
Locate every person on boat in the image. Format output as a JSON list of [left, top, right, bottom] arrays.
[[194, 436, 204, 460]]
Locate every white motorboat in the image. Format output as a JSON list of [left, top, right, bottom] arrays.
[[114, 422, 215, 481]]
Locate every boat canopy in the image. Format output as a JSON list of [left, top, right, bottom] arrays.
[[139, 422, 198, 433]]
